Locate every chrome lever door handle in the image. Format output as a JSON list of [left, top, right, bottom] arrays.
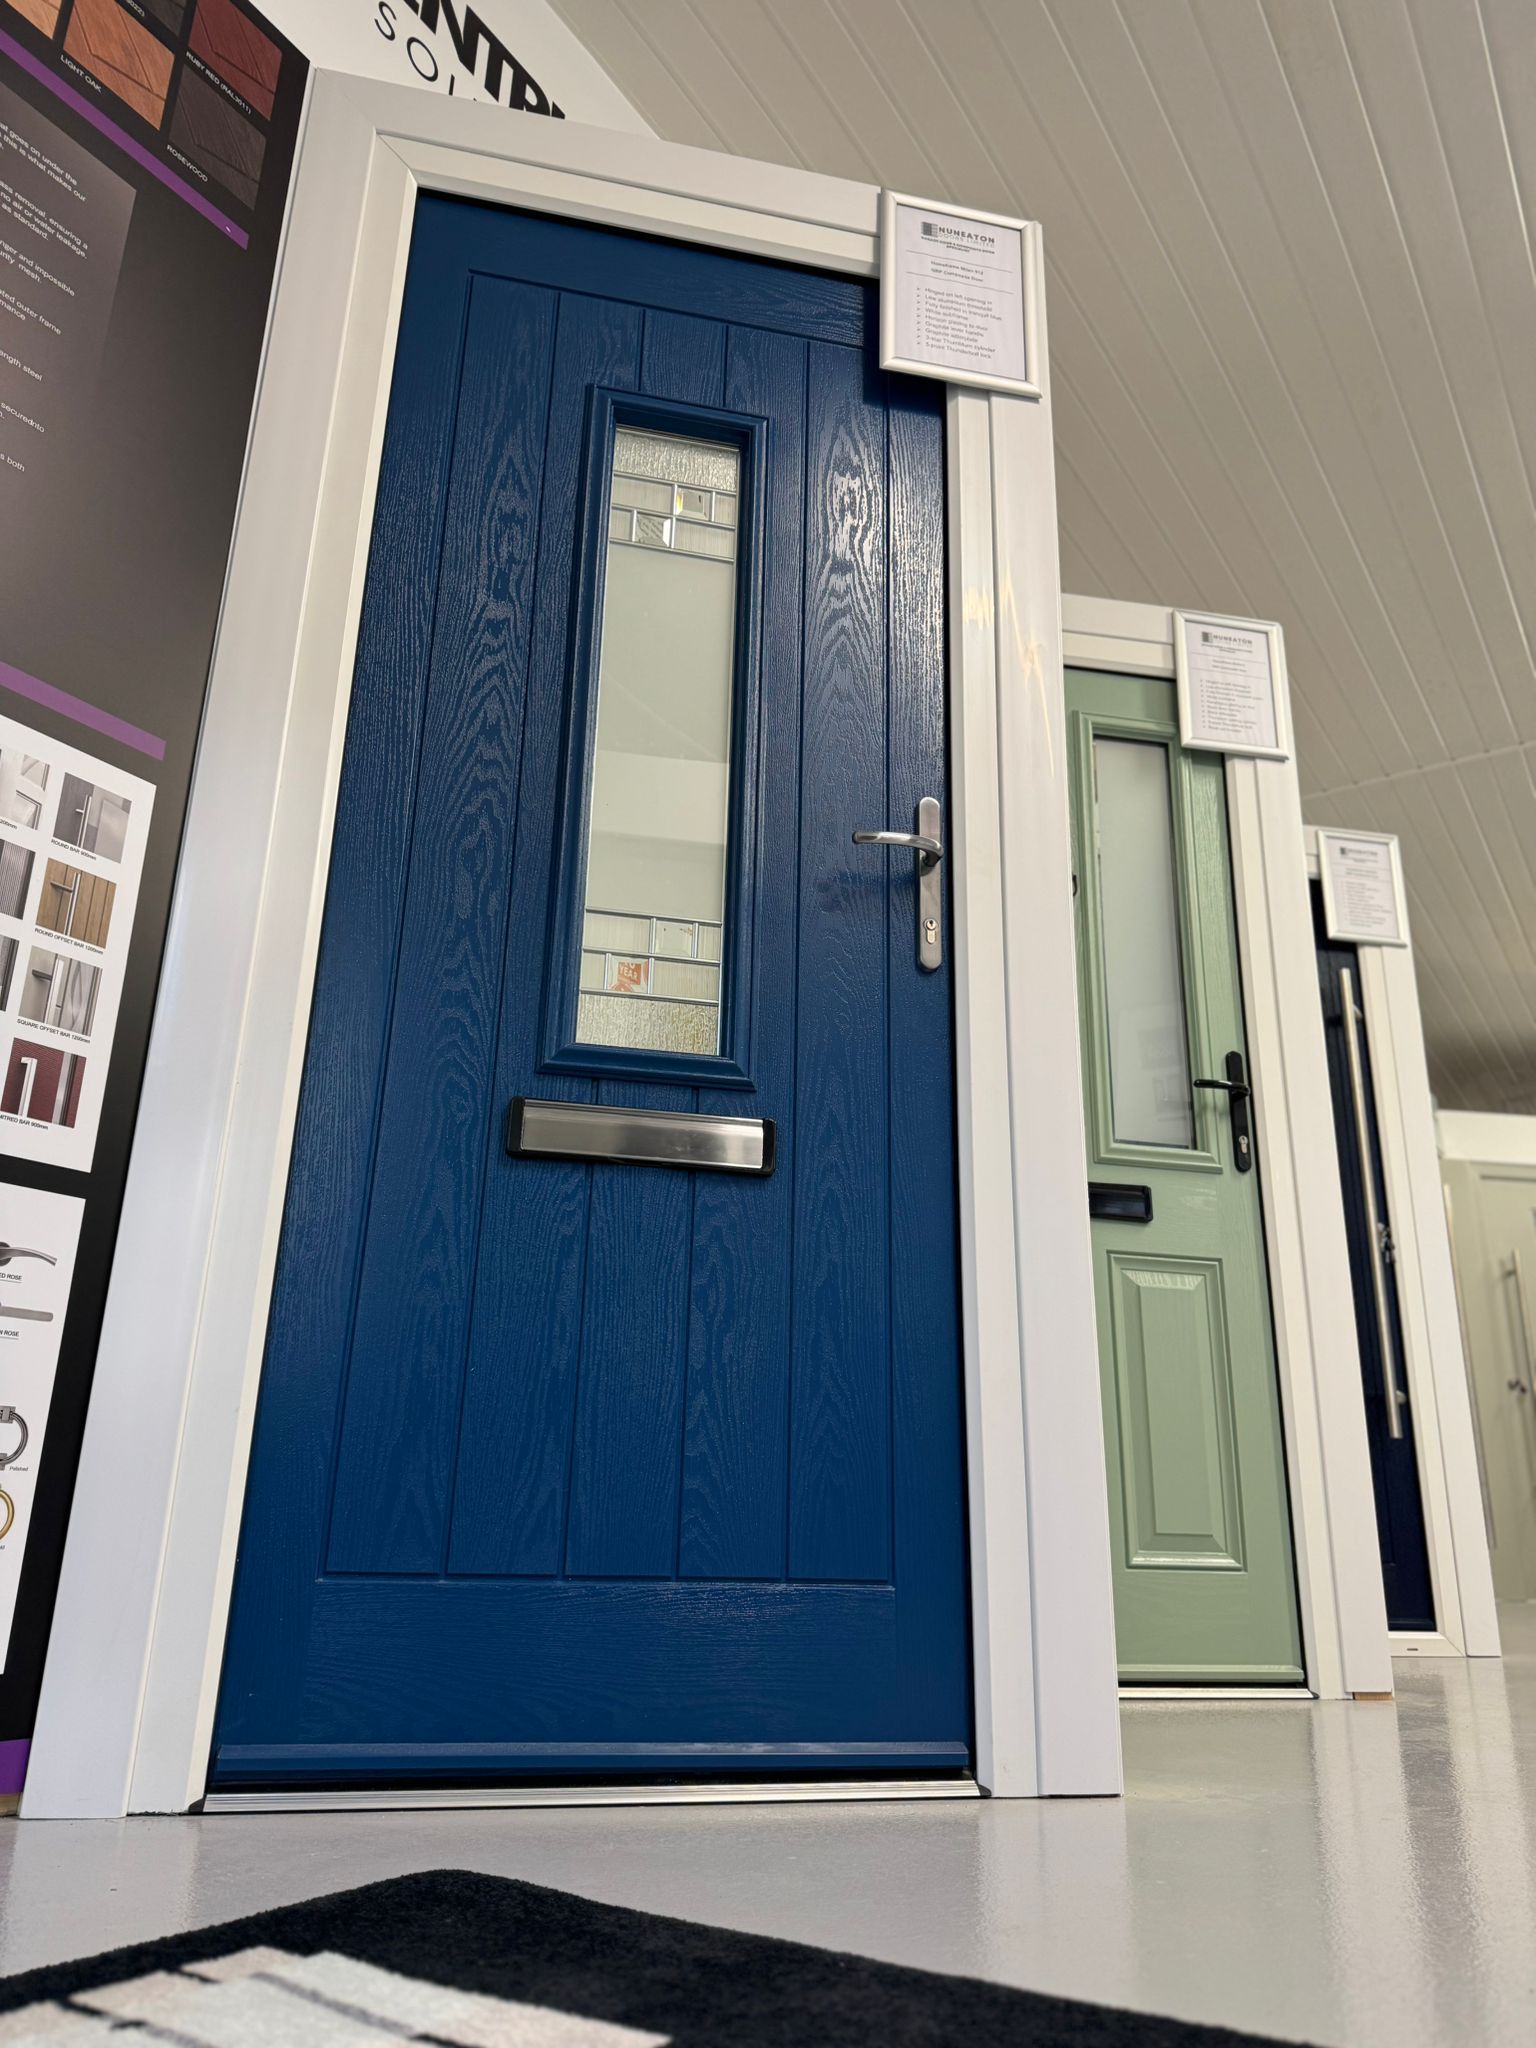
[[852, 829, 942, 864], [0, 1244, 56, 1266], [852, 796, 943, 971]]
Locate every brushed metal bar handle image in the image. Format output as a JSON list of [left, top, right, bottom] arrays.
[[1340, 966, 1405, 1440], [0, 1307, 53, 1323], [0, 1406, 27, 1468], [853, 795, 943, 971], [1502, 1250, 1536, 1401], [0, 1243, 56, 1266]]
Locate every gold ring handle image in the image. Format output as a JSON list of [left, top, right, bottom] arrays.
[[0, 1244, 55, 1266], [0, 1489, 12, 1541], [0, 1406, 26, 1468]]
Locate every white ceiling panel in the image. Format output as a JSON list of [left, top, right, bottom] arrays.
[[553, 0, 1536, 1110]]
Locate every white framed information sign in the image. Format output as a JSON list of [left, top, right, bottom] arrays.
[[1318, 829, 1409, 947], [879, 192, 1040, 398], [1173, 610, 1291, 762]]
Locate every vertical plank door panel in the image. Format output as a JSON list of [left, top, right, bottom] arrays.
[[447, 292, 643, 1579], [325, 276, 558, 1573], [788, 338, 891, 1585]]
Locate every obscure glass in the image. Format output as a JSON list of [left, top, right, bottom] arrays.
[[1093, 737, 1195, 1148], [577, 428, 740, 1055]]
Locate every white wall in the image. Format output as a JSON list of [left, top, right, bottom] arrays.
[[1439, 1112, 1536, 1166], [259, 0, 649, 132]]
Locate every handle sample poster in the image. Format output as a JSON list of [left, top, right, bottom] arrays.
[[0, 714, 153, 1168], [0, 0, 304, 1783]]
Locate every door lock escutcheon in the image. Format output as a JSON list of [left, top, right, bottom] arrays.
[[853, 797, 943, 972], [1193, 1050, 1254, 1174]]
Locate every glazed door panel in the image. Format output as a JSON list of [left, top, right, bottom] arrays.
[[212, 200, 969, 1787], [1068, 668, 1303, 1685]]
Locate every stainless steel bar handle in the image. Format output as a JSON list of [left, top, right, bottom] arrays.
[[852, 796, 943, 971], [1340, 967, 1405, 1440], [1502, 1250, 1536, 1401]]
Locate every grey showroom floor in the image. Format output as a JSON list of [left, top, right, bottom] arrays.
[[3, 1607, 1535, 2047]]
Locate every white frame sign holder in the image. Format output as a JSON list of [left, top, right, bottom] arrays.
[[1317, 828, 1409, 949], [878, 191, 1041, 399], [24, 78, 1121, 1817], [1173, 609, 1291, 763]]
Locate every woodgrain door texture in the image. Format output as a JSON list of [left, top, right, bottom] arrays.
[[188, 0, 279, 117], [168, 66, 265, 211], [212, 200, 969, 1790], [37, 861, 115, 948], [62, 0, 174, 128], [1068, 668, 1303, 1685], [10, 0, 63, 39], [1313, 888, 1435, 1631]]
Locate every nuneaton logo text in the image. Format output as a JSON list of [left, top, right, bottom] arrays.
[[375, 0, 566, 115]]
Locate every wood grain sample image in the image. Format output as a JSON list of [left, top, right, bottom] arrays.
[[141, 0, 188, 30], [36, 859, 115, 949], [169, 64, 265, 210], [2, 1038, 84, 1126], [63, 0, 175, 128], [188, 0, 279, 118], [9, 0, 64, 38], [0, 841, 35, 923]]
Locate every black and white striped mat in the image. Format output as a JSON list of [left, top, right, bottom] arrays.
[[0, 1868, 1297, 2046]]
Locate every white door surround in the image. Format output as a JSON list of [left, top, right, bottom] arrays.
[[1062, 595, 1394, 1701], [22, 78, 1121, 1817]]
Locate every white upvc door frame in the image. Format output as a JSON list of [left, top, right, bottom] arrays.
[[1062, 594, 1392, 1700], [22, 74, 1122, 1818], [1302, 832, 1500, 1660]]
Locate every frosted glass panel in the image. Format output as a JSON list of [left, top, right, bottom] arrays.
[[578, 427, 740, 1054], [1093, 737, 1194, 1148]]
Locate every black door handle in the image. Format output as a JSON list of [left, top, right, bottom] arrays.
[[1193, 1051, 1253, 1172]]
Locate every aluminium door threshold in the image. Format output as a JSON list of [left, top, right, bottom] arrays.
[[1118, 1685, 1314, 1702], [202, 1776, 982, 1815]]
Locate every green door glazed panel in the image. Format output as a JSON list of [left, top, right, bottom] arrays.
[[1068, 667, 1303, 1685]]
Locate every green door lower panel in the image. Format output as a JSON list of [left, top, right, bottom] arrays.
[[1069, 667, 1303, 1685]]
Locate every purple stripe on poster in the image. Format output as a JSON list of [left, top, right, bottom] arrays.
[[0, 1738, 27, 1796], [1, 663, 167, 762], [0, 24, 250, 252]]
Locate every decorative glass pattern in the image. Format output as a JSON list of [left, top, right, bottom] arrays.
[[609, 429, 739, 562], [576, 426, 741, 1056]]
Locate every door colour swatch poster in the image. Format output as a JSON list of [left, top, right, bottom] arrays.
[[0, 716, 152, 1170], [0, 0, 303, 1775], [0, 1184, 84, 1671]]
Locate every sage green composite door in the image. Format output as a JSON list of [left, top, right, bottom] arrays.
[[1068, 667, 1303, 1685]]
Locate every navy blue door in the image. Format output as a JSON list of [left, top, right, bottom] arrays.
[[1313, 886, 1435, 1631], [211, 199, 969, 1787]]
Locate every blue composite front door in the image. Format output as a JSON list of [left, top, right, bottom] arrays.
[[211, 199, 970, 1788]]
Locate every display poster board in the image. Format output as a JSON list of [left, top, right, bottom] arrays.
[[0, 0, 305, 1788], [1318, 829, 1409, 948], [879, 191, 1039, 398], [1173, 610, 1292, 762]]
